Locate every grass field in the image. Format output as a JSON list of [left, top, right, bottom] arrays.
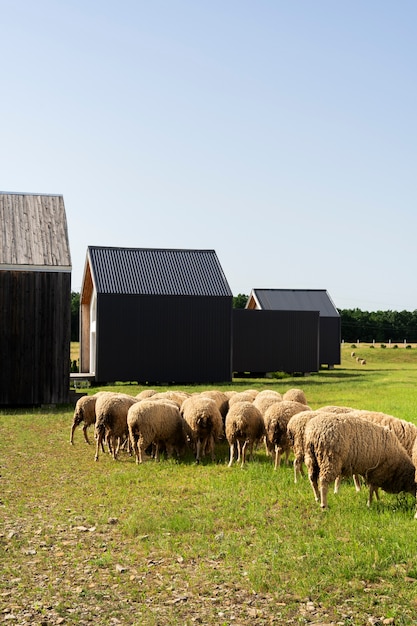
[[2, 343, 417, 624]]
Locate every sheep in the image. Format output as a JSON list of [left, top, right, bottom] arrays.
[[200, 390, 230, 420], [252, 390, 282, 417], [135, 389, 157, 400], [94, 393, 138, 461], [143, 390, 190, 408], [263, 400, 311, 469], [304, 412, 416, 509], [347, 409, 417, 458], [282, 388, 308, 405], [180, 396, 224, 463], [227, 390, 259, 407], [286, 409, 362, 492], [351, 351, 356, 358], [287, 409, 320, 482], [360, 359, 366, 365], [127, 400, 190, 464], [70, 394, 98, 445], [225, 401, 265, 467], [69, 391, 115, 446]]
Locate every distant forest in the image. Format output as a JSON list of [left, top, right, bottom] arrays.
[[70, 292, 417, 343]]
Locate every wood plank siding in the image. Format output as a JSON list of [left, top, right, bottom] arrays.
[[0, 192, 72, 405]]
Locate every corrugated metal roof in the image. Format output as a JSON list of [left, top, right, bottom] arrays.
[[86, 246, 233, 297], [249, 289, 339, 317], [0, 192, 71, 270]]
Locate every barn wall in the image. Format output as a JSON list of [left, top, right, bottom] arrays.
[[232, 309, 320, 374], [95, 294, 232, 383], [319, 317, 341, 366], [0, 271, 71, 405]]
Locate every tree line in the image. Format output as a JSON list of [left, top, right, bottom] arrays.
[[71, 292, 417, 343]]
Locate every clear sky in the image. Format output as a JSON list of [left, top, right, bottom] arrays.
[[2, 1, 416, 311]]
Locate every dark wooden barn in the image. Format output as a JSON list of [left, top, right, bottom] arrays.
[[232, 309, 320, 375], [0, 192, 72, 405], [246, 289, 341, 368], [79, 246, 233, 384]]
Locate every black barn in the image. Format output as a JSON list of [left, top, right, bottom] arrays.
[[246, 288, 341, 368], [79, 246, 233, 384], [0, 192, 72, 405]]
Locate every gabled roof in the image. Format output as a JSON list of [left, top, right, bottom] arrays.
[[84, 246, 233, 297], [0, 192, 71, 271], [247, 289, 339, 317]]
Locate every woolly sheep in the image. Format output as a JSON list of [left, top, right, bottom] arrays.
[[252, 391, 282, 417], [347, 409, 417, 458], [143, 390, 190, 408], [228, 390, 259, 407], [200, 390, 230, 420], [282, 388, 308, 405], [286, 409, 361, 492], [135, 389, 157, 400], [264, 400, 311, 469], [304, 412, 416, 509], [69, 391, 116, 446], [225, 401, 265, 467], [70, 394, 98, 445], [127, 400, 190, 464], [287, 409, 320, 482], [94, 393, 138, 461], [180, 396, 223, 463]]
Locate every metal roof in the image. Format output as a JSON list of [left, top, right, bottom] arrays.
[[86, 246, 233, 297], [0, 192, 71, 270], [248, 289, 340, 317]]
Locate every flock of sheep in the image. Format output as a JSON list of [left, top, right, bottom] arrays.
[[69, 387, 417, 517]]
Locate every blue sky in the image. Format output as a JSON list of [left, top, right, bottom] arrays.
[[2, 1, 417, 311]]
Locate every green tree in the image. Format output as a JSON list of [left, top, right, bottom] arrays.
[[233, 294, 248, 309]]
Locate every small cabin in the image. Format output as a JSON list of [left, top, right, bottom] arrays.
[[0, 192, 72, 405], [246, 288, 341, 368], [79, 246, 233, 384]]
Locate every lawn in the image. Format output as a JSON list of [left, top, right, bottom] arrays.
[[2, 342, 417, 624]]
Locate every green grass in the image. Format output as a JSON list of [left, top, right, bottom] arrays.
[[2, 343, 417, 624]]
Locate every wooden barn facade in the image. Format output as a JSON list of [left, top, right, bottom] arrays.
[[80, 246, 233, 384], [0, 192, 72, 405], [246, 289, 341, 368]]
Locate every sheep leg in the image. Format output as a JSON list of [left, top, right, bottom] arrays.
[[236, 441, 242, 464], [70, 421, 78, 444], [274, 447, 281, 470], [241, 440, 248, 467], [82, 424, 91, 445], [196, 440, 202, 464], [334, 476, 341, 494], [129, 429, 140, 464], [307, 467, 320, 502], [353, 474, 362, 491], [228, 441, 235, 467], [94, 431, 104, 461], [367, 484, 380, 507], [319, 479, 329, 509], [154, 442, 160, 462]]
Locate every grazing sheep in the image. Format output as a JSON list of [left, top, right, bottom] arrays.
[[351, 351, 355, 358], [304, 412, 416, 509], [94, 393, 138, 461], [135, 389, 157, 400], [143, 390, 190, 408], [70, 394, 98, 445], [253, 391, 282, 417], [228, 390, 259, 407], [282, 388, 308, 405], [287, 409, 320, 482], [225, 401, 265, 467], [347, 410, 417, 458], [127, 400, 190, 464], [180, 396, 223, 463], [69, 391, 116, 446], [318, 405, 356, 415], [200, 390, 230, 420], [264, 400, 311, 469], [360, 359, 366, 365]]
